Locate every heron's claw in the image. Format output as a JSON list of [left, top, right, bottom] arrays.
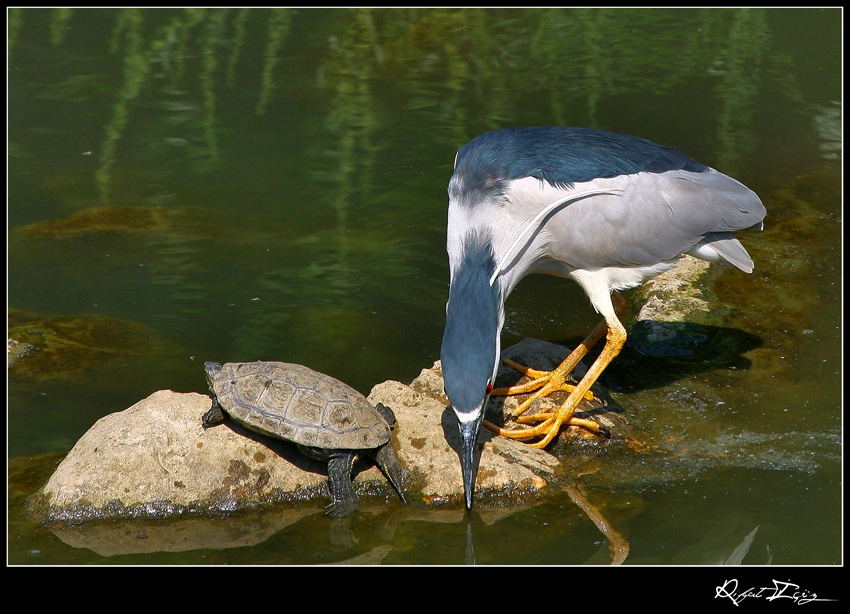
[[485, 411, 609, 449], [490, 357, 594, 418], [485, 362, 608, 447]]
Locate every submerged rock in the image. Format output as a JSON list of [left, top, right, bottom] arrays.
[[7, 308, 177, 383], [15, 205, 180, 238]]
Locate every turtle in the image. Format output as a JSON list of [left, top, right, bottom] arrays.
[[202, 360, 406, 518]]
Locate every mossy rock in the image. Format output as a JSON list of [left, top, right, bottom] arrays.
[[8, 308, 172, 382], [16, 206, 180, 238]]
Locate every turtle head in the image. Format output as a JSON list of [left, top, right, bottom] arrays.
[[204, 361, 223, 390], [202, 362, 226, 428]]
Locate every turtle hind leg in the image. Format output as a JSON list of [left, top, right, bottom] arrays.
[[374, 402, 397, 427], [373, 443, 407, 505], [325, 451, 360, 518], [371, 403, 406, 505]]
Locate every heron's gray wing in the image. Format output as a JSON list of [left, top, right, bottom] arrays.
[[500, 169, 765, 272]]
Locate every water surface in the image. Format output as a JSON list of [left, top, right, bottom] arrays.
[[8, 8, 841, 567]]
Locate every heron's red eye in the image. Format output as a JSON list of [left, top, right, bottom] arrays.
[[486, 383, 493, 395]]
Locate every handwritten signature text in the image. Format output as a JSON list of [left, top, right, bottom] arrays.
[[716, 579, 837, 606]]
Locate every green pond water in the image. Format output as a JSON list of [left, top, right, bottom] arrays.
[[8, 8, 841, 570]]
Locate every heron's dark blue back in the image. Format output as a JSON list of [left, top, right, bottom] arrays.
[[452, 126, 708, 204]]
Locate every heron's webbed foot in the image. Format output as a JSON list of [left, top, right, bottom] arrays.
[[484, 299, 627, 449], [490, 357, 595, 417], [484, 412, 609, 449], [484, 364, 609, 448]]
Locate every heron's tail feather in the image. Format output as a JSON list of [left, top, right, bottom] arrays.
[[688, 233, 755, 273]]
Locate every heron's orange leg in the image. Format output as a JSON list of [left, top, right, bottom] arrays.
[[491, 358, 591, 398], [484, 293, 627, 447]]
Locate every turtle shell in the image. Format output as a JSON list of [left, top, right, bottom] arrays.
[[209, 361, 390, 450]]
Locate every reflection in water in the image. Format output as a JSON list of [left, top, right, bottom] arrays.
[[10, 8, 809, 213], [632, 513, 772, 566], [812, 101, 841, 160], [96, 9, 149, 205], [565, 484, 629, 565], [332, 545, 393, 565], [43, 494, 633, 565], [255, 9, 292, 116], [722, 525, 763, 565], [711, 8, 768, 174], [466, 519, 476, 566], [48, 507, 322, 557]]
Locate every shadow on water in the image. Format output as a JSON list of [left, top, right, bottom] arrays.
[[600, 320, 764, 393]]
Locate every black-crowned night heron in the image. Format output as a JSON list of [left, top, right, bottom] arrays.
[[440, 126, 766, 509]]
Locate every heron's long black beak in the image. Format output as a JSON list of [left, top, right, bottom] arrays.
[[459, 418, 482, 510]]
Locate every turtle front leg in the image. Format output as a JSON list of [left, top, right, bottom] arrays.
[[325, 451, 360, 518], [202, 399, 226, 428]]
